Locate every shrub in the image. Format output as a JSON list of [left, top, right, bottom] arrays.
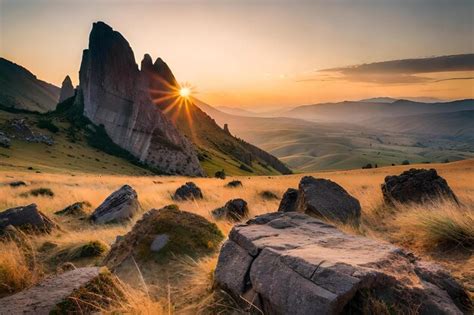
[[401, 160, 410, 165], [70, 240, 109, 259], [239, 164, 253, 172], [362, 163, 373, 169], [214, 170, 226, 179], [37, 119, 59, 133], [260, 190, 279, 200], [21, 187, 54, 198]]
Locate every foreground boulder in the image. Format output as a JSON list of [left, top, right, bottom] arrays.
[[382, 168, 458, 205], [104, 205, 223, 270], [278, 176, 361, 224], [0, 204, 57, 234], [215, 212, 470, 315], [0, 267, 122, 314], [173, 182, 203, 201], [90, 185, 140, 224], [212, 198, 249, 221]]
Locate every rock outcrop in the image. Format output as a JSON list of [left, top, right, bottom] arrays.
[[3, 119, 54, 145], [279, 176, 361, 224], [278, 188, 298, 212], [215, 212, 470, 315], [90, 185, 140, 224], [77, 22, 203, 176], [382, 168, 458, 205], [55, 201, 91, 217], [173, 182, 203, 201], [104, 205, 223, 269], [58, 75, 75, 103], [0, 204, 57, 234], [212, 198, 249, 221]]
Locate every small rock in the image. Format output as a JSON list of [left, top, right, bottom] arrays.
[[212, 198, 249, 222], [149, 234, 169, 252], [0, 204, 57, 234], [9, 181, 27, 188], [0, 131, 11, 148], [381, 168, 458, 205], [55, 201, 91, 217], [173, 182, 203, 201], [278, 188, 299, 212], [90, 185, 140, 224], [226, 180, 242, 188], [296, 176, 361, 224]]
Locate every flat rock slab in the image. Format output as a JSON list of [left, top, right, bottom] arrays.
[[215, 212, 469, 315], [0, 267, 100, 315]]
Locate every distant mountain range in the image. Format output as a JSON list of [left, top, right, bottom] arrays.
[[0, 58, 60, 112]]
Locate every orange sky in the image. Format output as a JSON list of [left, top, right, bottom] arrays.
[[1, 0, 473, 109]]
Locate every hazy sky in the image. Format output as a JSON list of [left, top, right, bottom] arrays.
[[1, 0, 473, 109]]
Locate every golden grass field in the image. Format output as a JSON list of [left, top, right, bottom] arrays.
[[0, 159, 473, 313]]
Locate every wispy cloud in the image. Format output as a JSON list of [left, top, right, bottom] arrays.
[[301, 54, 474, 84]]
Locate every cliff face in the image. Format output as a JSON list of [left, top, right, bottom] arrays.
[[78, 22, 203, 176]]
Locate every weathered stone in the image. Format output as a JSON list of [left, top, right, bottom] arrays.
[[382, 168, 458, 205], [4, 119, 54, 145], [58, 75, 75, 103], [295, 176, 361, 224], [215, 212, 470, 315], [55, 201, 91, 217], [278, 188, 298, 212], [90, 185, 140, 224], [0, 204, 57, 234], [149, 234, 169, 252], [0, 267, 100, 314], [78, 22, 203, 176], [226, 180, 242, 188], [0, 131, 10, 148], [9, 180, 27, 187], [173, 182, 203, 201], [212, 198, 249, 221]]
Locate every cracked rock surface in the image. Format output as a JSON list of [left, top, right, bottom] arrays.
[[215, 212, 470, 315]]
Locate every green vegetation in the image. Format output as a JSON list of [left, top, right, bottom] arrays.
[[20, 187, 54, 197], [70, 241, 109, 259]]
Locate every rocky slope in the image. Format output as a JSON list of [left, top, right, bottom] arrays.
[[77, 22, 204, 176], [0, 58, 60, 113]]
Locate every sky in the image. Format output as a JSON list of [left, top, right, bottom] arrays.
[[1, 0, 473, 109]]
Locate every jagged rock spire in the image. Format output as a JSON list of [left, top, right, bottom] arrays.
[[58, 75, 74, 103]]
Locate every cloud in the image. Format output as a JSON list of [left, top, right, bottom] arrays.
[[307, 54, 474, 84]]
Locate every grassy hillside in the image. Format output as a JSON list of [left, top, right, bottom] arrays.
[[0, 159, 472, 311], [0, 109, 154, 175], [0, 58, 60, 113], [196, 100, 474, 172]]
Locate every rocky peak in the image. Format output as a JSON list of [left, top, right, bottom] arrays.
[[58, 75, 75, 103], [141, 53, 153, 72], [152, 57, 179, 87], [77, 21, 204, 176]]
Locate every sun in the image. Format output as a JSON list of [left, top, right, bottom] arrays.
[[179, 87, 191, 98]]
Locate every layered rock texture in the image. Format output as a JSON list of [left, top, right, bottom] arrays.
[[0, 203, 57, 234], [382, 168, 458, 205], [0, 57, 60, 113], [77, 22, 203, 176], [58, 75, 75, 103], [90, 185, 140, 224], [215, 212, 470, 315]]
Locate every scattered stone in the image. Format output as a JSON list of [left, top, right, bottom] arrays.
[[226, 180, 243, 188], [9, 181, 27, 188], [215, 170, 226, 179], [55, 201, 91, 217], [149, 234, 169, 252], [215, 212, 471, 315], [104, 205, 223, 269], [278, 188, 299, 212], [260, 190, 279, 200], [295, 176, 361, 224], [0, 268, 124, 314], [0, 131, 10, 148], [4, 118, 54, 145], [173, 182, 203, 201], [90, 185, 140, 224], [212, 198, 249, 222], [381, 168, 458, 205], [0, 203, 57, 234]]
